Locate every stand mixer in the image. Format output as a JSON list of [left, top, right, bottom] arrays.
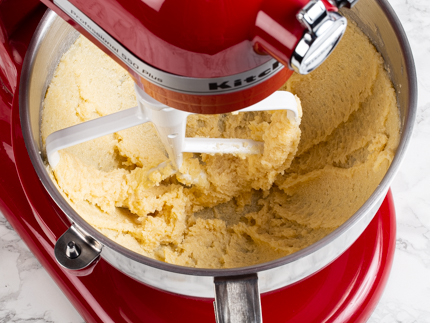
[[35, 1, 356, 320], [0, 0, 417, 322]]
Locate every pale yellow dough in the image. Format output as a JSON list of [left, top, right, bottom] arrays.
[[41, 22, 400, 268]]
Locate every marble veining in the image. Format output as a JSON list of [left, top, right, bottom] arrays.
[[0, 215, 83, 322], [1, 0, 430, 321]]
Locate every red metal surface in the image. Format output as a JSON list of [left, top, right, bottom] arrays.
[[0, 0, 40, 94], [1, 3, 395, 323]]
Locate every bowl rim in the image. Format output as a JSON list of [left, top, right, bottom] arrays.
[[19, 0, 417, 277]]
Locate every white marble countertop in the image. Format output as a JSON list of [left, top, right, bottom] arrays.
[[1, 0, 430, 321]]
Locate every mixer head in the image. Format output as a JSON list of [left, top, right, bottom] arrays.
[[41, 0, 355, 114]]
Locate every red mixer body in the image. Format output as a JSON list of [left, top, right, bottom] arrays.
[[38, 0, 339, 113], [1, 1, 395, 322]]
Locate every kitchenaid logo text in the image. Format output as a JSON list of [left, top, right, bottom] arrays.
[[208, 61, 281, 91]]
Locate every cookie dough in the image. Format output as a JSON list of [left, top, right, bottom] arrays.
[[41, 22, 400, 268]]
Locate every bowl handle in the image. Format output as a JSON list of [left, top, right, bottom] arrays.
[[214, 274, 262, 323]]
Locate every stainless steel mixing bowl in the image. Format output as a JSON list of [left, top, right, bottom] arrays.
[[20, 0, 417, 321]]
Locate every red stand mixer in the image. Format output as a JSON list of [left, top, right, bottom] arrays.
[[0, 0, 416, 322]]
